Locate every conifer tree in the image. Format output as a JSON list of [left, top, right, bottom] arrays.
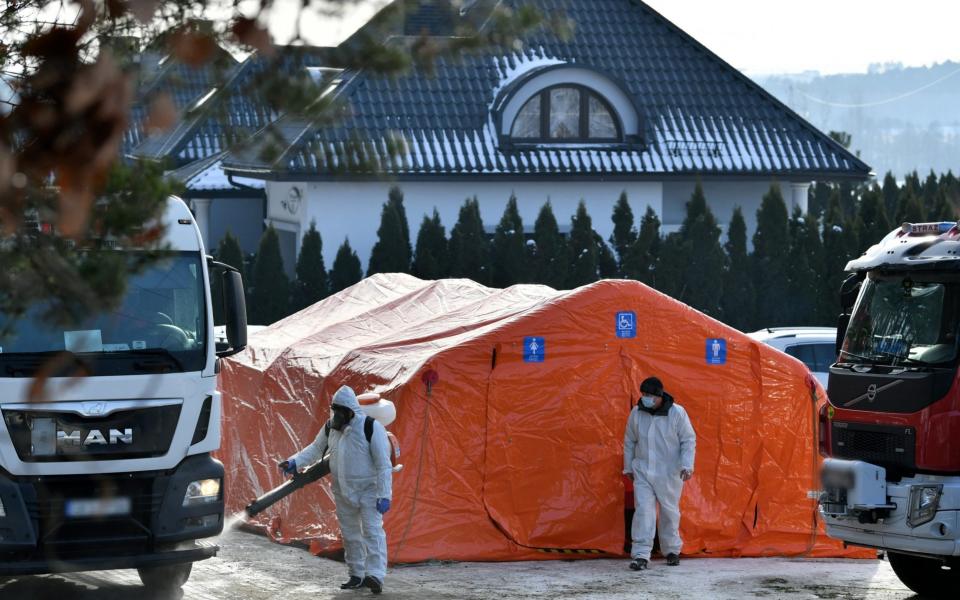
[[942, 171, 960, 209], [881, 172, 899, 219], [609, 191, 637, 274], [216, 230, 246, 273], [531, 201, 568, 289], [819, 192, 858, 325], [329, 238, 364, 294], [212, 230, 245, 324], [622, 206, 660, 286], [855, 186, 892, 253], [412, 209, 449, 280], [678, 183, 724, 316], [595, 233, 619, 279], [367, 187, 412, 276], [389, 186, 412, 252], [922, 170, 940, 216], [752, 184, 791, 327], [250, 225, 290, 325], [567, 201, 599, 288], [786, 207, 822, 324], [809, 182, 833, 218], [720, 207, 754, 331], [448, 197, 491, 285], [902, 170, 922, 201], [491, 195, 529, 287], [931, 190, 956, 221], [655, 233, 686, 299], [895, 191, 925, 224], [292, 221, 328, 311]]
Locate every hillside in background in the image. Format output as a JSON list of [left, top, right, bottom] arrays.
[[755, 61, 960, 179]]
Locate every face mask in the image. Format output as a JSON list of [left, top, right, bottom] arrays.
[[640, 395, 657, 409], [330, 407, 354, 430]]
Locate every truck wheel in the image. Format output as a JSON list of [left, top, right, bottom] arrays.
[[888, 551, 960, 599], [138, 562, 193, 591]]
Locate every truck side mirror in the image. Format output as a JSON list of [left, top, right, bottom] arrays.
[[221, 270, 248, 357], [209, 260, 248, 358]]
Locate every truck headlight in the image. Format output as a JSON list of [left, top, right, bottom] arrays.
[[907, 484, 942, 527], [183, 478, 221, 507]]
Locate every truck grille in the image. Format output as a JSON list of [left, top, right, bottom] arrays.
[[18, 473, 164, 559], [2, 404, 181, 462], [831, 421, 916, 472]]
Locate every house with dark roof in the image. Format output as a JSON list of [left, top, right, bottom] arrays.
[[211, 0, 872, 272], [126, 45, 335, 269]]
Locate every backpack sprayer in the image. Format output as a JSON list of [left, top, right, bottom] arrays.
[[244, 393, 401, 518]]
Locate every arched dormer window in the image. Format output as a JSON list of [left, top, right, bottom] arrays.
[[511, 85, 621, 142], [495, 64, 641, 147]]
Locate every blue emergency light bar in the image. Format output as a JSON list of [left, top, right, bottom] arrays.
[[900, 221, 959, 235]]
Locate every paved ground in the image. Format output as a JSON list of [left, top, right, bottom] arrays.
[[0, 528, 919, 600]]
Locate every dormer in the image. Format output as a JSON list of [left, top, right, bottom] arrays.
[[493, 64, 643, 148]]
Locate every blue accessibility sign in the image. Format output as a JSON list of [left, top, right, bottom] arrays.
[[523, 337, 545, 363], [616, 311, 636, 339], [706, 338, 727, 365]]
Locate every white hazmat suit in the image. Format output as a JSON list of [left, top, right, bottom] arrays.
[[623, 392, 696, 561], [291, 386, 393, 582]]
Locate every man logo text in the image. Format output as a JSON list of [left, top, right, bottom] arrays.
[[57, 429, 134, 447]]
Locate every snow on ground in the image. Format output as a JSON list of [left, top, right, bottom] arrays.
[[0, 529, 916, 599]]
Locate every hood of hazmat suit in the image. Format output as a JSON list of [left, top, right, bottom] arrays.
[[332, 385, 362, 413]]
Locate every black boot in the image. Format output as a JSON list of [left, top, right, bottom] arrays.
[[629, 558, 648, 571], [340, 576, 364, 589], [666, 553, 680, 566], [363, 576, 383, 594]]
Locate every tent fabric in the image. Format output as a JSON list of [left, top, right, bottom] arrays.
[[218, 273, 863, 562]]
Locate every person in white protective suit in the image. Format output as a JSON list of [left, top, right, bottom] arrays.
[[278, 385, 393, 594], [623, 376, 696, 571]]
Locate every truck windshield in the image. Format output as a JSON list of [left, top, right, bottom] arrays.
[[841, 275, 960, 368], [0, 252, 207, 376]]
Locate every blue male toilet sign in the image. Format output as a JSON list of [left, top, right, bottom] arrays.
[[616, 311, 636, 339], [523, 337, 545, 363], [706, 338, 727, 365]]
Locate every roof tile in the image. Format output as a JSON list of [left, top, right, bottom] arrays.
[[222, 0, 870, 179]]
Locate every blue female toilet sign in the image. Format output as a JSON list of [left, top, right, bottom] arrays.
[[706, 338, 727, 365], [616, 311, 636, 338], [524, 337, 545, 363]]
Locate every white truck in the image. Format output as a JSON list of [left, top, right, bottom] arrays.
[[821, 221, 960, 599], [0, 197, 246, 590]]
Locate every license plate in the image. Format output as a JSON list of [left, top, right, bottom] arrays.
[[64, 497, 132, 519], [30, 417, 56, 457]]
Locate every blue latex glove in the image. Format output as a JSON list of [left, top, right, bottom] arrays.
[[376, 498, 391, 514], [278, 458, 297, 476]]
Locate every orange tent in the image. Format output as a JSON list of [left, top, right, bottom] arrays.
[[218, 273, 857, 561]]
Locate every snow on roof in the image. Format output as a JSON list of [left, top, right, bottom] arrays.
[[184, 158, 265, 191]]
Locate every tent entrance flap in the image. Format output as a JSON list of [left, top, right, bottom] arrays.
[[481, 339, 628, 554]]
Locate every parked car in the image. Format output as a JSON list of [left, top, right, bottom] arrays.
[[747, 327, 837, 388]]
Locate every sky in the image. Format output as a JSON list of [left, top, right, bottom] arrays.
[[642, 0, 960, 75], [272, 0, 960, 76]]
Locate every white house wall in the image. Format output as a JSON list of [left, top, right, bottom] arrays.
[[286, 180, 663, 270], [661, 180, 811, 239], [262, 178, 814, 272]]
